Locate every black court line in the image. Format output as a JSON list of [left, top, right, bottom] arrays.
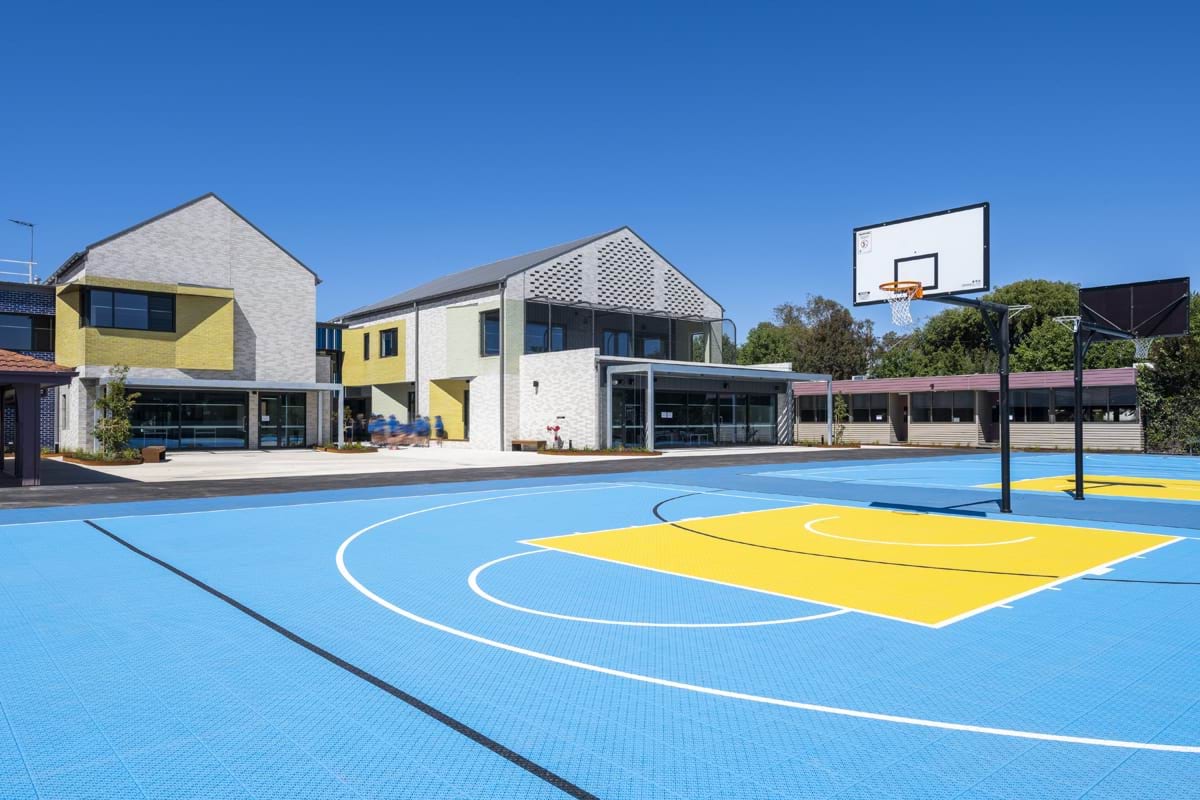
[[655, 495, 1200, 586], [83, 519, 599, 800], [650, 494, 1059, 579]]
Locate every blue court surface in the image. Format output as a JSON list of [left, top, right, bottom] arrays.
[[2, 452, 1199, 799]]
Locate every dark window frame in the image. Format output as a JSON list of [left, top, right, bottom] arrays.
[[363, 332, 370, 360], [84, 287, 176, 333], [601, 329, 632, 357], [480, 309, 500, 356], [379, 327, 399, 358], [524, 320, 566, 354]]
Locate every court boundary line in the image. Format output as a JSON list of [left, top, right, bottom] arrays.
[[82, 517, 601, 800], [468, 549, 851, 628], [336, 485, 1200, 753]]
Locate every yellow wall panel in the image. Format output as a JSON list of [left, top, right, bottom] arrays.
[[429, 379, 468, 439], [342, 320, 407, 387]]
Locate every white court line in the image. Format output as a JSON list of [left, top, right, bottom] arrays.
[[336, 486, 1200, 753], [803, 516, 1036, 548], [932, 535, 1182, 628], [467, 549, 849, 629]]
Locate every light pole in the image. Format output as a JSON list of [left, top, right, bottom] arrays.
[[7, 219, 36, 283]]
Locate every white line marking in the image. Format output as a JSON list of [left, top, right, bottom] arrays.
[[1089, 567, 1114, 575], [336, 487, 1200, 753], [803, 516, 1036, 548], [931, 535, 1182, 628], [998, 605, 1014, 609], [467, 549, 849, 628]]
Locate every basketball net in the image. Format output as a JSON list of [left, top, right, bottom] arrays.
[[879, 281, 923, 328], [1134, 337, 1154, 360]]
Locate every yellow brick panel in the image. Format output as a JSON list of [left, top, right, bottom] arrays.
[[342, 320, 407, 387], [429, 379, 468, 439]]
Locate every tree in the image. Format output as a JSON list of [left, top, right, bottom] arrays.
[[94, 365, 141, 459], [720, 333, 738, 364], [737, 322, 790, 366], [1139, 293, 1200, 453]]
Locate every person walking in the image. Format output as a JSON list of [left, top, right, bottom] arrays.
[[433, 415, 446, 446]]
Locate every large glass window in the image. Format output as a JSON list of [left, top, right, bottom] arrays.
[[638, 335, 666, 358], [795, 394, 828, 423], [690, 332, 707, 362], [850, 393, 888, 423], [0, 313, 53, 351], [380, 328, 398, 358], [480, 310, 500, 356], [525, 321, 565, 354], [912, 391, 974, 423], [602, 329, 632, 357], [86, 288, 174, 332], [129, 389, 248, 450]]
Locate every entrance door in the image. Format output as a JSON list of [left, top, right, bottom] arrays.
[[983, 392, 999, 443], [891, 393, 908, 442], [259, 393, 306, 448]]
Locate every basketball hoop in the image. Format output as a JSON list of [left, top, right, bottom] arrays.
[[1133, 337, 1155, 360], [879, 280, 924, 327]]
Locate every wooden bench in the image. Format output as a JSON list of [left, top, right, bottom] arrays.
[[141, 445, 167, 463], [511, 439, 546, 452]]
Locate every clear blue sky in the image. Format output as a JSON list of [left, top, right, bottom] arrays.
[[2, 2, 1197, 335]]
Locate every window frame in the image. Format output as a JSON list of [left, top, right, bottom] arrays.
[[363, 331, 370, 361], [480, 309, 500, 356], [379, 327, 399, 358], [84, 287, 176, 333]]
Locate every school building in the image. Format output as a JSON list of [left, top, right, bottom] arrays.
[[793, 367, 1144, 451], [333, 227, 824, 450]]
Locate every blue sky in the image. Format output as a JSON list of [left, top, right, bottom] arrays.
[[1, 1, 1197, 335]]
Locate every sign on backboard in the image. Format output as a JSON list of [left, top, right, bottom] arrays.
[[853, 202, 989, 306]]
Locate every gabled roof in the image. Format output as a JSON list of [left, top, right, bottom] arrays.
[[47, 193, 320, 285], [338, 227, 627, 320]]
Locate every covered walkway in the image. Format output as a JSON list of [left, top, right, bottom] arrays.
[[0, 350, 77, 486]]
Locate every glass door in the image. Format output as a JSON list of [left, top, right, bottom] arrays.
[[259, 394, 281, 447]]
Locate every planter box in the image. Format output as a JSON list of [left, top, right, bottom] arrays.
[[321, 446, 379, 454], [63, 456, 142, 466]]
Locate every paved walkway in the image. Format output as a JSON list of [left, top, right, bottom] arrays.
[[1, 446, 960, 509]]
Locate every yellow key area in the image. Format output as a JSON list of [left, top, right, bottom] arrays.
[[985, 474, 1200, 502], [526, 505, 1176, 627]]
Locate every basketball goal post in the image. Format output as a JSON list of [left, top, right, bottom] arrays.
[[853, 203, 1020, 512], [1055, 277, 1191, 501]]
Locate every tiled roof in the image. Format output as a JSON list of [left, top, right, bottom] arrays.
[[0, 349, 75, 374]]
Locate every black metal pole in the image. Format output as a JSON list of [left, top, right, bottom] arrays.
[[998, 308, 1012, 513], [1073, 324, 1085, 500]]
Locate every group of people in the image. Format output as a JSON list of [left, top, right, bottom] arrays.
[[366, 414, 447, 449]]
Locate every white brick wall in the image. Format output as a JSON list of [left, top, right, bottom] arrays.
[[64, 195, 317, 383], [518, 350, 600, 449]]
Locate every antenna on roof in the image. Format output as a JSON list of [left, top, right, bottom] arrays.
[[4, 219, 37, 283]]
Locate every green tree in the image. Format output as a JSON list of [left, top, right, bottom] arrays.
[[1139, 293, 1200, 453], [737, 322, 790, 365], [94, 365, 141, 459]]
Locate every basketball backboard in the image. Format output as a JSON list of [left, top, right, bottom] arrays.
[[1079, 277, 1191, 340], [853, 202, 989, 306]]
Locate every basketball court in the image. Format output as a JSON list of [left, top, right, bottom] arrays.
[[1, 206, 1194, 799], [1, 449, 1199, 799]]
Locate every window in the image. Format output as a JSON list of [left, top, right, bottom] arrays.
[[795, 395, 828, 423], [363, 332, 370, 360], [0, 313, 53, 351], [602, 329, 631, 357], [480, 310, 500, 356], [524, 321, 565, 354], [1010, 389, 1050, 423], [690, 332, 707, 362], [1056, 386, 1138, 423], [912, 391, 974, 423], [85, 288, 174, 332], [1109, 385, 1138, 422], [850, 393, 888, 423], [315, 325, 342, 352], [638, 335, 666, 358], [379, 328, 398, 358]]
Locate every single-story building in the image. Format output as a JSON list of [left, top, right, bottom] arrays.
[[794, 367, 1143, 451]]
